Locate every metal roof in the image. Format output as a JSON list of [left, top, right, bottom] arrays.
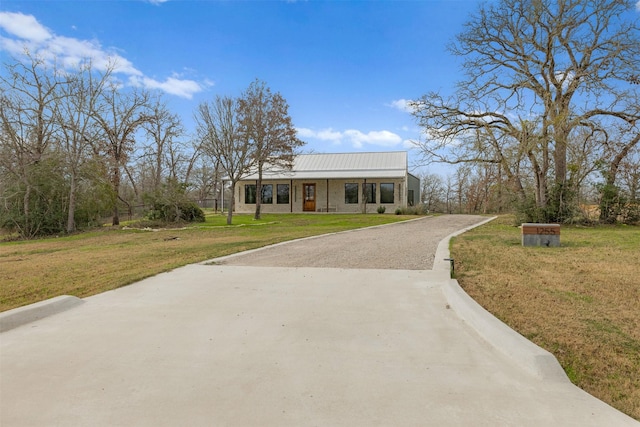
[[242, 151, 409, 180]]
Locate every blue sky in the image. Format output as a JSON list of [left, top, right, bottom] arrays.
[[0, 0, 502, 175], [0, 0, 484, 169], [2, 1, 640, 174]]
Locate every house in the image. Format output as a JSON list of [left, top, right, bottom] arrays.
[[232, 151, 420, 213]]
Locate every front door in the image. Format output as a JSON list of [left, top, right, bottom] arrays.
[[303, 183, 316, 212]]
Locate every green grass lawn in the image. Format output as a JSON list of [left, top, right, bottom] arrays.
[[0, 212, 414, 312], [4, 211, 638, 420], [451, 216, 640, 420]]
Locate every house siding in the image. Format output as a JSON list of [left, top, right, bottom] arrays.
[[235, 178, 409, 214]]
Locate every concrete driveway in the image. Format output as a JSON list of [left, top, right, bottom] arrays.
[[1, 215, 637, 426]]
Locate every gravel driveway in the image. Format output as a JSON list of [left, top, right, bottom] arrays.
[[219, 214, 487, 270]]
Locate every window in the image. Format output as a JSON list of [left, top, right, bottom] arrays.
[[277, 184, 289, 204], [380, 183, 394, 204], [363, 183, 376, 204], [345, 183, 358, 204], [245, 185, 256, 204], [245, 184, 272, 204], [262, 184, 273, 204]]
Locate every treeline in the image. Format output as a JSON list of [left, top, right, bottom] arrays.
[[418, 161, 639, 224], [411, 0, 640, 224], [0, 53, 301, 238]]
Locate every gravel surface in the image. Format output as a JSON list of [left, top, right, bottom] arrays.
[[219, 214, 486, 270]]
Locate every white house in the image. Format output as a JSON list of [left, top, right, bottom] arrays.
[[231, 151, 420, 213]]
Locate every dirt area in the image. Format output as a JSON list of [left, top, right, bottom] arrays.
[[218, 214, 486, 270]]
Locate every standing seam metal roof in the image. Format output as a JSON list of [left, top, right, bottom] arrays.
[[242, 151, 409, 180]]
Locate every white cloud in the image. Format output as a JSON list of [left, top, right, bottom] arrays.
[[637, 1, 640, 11], [0, 11, 206, 99], [388, 99, 418, 114], [344, 129, 402, 148], [297, 127, 403, 148], [0, 12, 51, 42], [129, 75, 202, 99]]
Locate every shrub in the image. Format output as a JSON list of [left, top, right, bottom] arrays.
[[377, 206, 386, 214], [395, 204, 429, 215], [144, 179, 205, 224], [146, 199, 205, 223]]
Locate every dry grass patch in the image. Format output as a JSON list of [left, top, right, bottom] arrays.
[[1, 213, 413, 312], [452, 216, 640, 420]]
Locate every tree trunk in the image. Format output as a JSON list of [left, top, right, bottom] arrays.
[[227, 183, 235, 225], [66, 173, 77, 233], [254, 165, 263, 220], [23, 183, 31, 237], [112, 164, 120, 226], [552, 107, 570, 221]]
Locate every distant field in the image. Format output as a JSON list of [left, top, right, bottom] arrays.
[[0, 213, 413, 312], [451, 216, 640, 420]]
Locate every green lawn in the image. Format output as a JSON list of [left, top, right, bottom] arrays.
[[1, 212, 414, 312], [452, 216, 640, 420]]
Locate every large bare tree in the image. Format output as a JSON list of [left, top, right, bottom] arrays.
[[140, 98, 184, 192], [54, 62, 111, 232], [0, 53, 66, 237], [412, 0, 640, 222], [90, 84, 151, 226], [238, 80, 303, 220], [196, 96, 255, 225]]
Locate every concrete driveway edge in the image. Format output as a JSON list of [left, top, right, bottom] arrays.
[[441, 278, 568, 381], [432, 215, 498, 274], [0, 295, 84, 333], [432, 215, 569, 381]]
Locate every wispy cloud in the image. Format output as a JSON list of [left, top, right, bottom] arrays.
[[297, 127, 403, 148], [387, 99, 418, 114], [636, 1, 640, 11], [0, 11, 206, 99], [0, 12, 51, 42]]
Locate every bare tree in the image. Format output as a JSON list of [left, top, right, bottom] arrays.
[[141, 98, 184, 192], [0, 53, 66, 237], [189, 154, 223, 209], [599, 121, 640, 222], [90, 84, 151, 225], [412, 0, 640, 222], [419, 172, 445, 213], [196, 96, 254, 225], [54, 62, 111, 232], [619, 148, 640, 203], [238, 80, 304, 220]]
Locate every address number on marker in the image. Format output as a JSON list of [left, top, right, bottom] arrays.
[[535, 227, 558, 235]]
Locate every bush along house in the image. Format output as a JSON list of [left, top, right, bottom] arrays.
[[230, 151, 420, 214]]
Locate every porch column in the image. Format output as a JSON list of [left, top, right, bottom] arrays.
[[326, 179, 329, 212]]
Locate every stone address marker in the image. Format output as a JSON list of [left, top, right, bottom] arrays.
[[521, 223, 560, 247]]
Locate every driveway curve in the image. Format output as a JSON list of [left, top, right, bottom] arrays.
[[218, 214, 484, 270], [2, 214, 637, 426]]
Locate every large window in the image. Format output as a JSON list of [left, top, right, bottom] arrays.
[[363, 183, 376, 204], [277, 184, 290, 204], [380, 183, 394, 204], [245, 185, 256, 204], [245, 184, 273, 204], [262, 184, 273, 204], [345, 183, 358, 204]]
